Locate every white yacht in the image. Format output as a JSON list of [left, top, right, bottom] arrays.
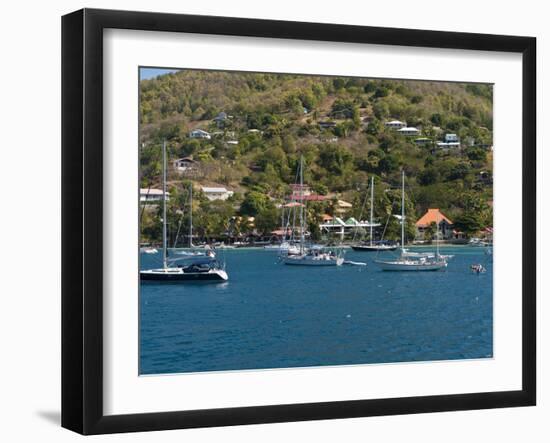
[[140, 141, 228, 283]]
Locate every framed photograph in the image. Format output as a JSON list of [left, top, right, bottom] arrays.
[[61, 8, 536, 435]]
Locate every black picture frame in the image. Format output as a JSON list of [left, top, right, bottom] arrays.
[[62, 8, 536, 435]]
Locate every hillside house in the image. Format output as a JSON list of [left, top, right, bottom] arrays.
[[140, 188, 169, 203], [213, 112, 229, 128], [385, 120, 406, 129], [189, 129, 211, 140], [436, 141, 461, 149], [415, 137, 432, 145], [445, 133, 459, 143], [397, 127, 420, 136], [415, 208, 454, 240], [173, 157, 199, 175], [290, 184, 312, 199], [334, 199, 353, 214], [319, 216, 379, 240], [213, 112, 228, 121], [201, 186, 234, 201]]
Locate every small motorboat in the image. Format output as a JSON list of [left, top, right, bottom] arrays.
[[470, 264, 487, 274]]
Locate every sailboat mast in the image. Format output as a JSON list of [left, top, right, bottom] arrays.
[[189, 183, 193, 248], [370, 176, 374, 246], [436, 212, 440, 256], [162, 140, 168, 269], [299, 155, 305, 253], [281, 206, 285, 243], [401, 170, 405, 249]]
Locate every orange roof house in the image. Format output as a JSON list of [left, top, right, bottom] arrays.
[[416, 209, 454, 240], [415, 208, 453, 228]]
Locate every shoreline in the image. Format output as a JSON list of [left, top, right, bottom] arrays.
[[159, 243, 485, 253]]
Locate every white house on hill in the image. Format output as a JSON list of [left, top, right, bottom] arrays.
[[397, 127, 420, 136], [201, 186, 234, 201], [140, 188, 169, 203], [189, 129, 211, 139], [436, 141, 461, 149], [385, 120, 406, 129]]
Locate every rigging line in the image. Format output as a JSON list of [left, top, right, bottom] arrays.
[[375, 189, 399, 259], [172, 215, 184, 249], [172, 188, 190, 249], [139, 185, 152, 223], [139, 143, 164, 223], [352, 181, 370, 242], [284, 159, 302, 245]]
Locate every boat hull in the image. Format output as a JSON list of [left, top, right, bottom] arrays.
[[351, 245, 397, 252], [140, 269, 228, 282], [375, 260, 447, 271], [283, 256, 344, 266]]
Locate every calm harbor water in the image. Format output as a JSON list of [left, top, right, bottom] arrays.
[[139, 246, 493, 375]]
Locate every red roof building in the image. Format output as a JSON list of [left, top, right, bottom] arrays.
[[415, 208, 453, 227], [415, 208, 454, 240]]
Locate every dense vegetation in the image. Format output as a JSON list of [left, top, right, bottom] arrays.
[[139, 70, 493, 245]]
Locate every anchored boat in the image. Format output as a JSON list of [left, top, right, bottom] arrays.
[[375, 171, 447, 272], [351, 176, 397, 252], [282, 156, 343, 267], [140, 256, 228, 282], [140, 141, 228, 283]]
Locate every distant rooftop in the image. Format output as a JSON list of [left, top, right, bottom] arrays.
[[416, 208, 453, 227], [201, 186, 231, 193], [140, 188, 164, 195]]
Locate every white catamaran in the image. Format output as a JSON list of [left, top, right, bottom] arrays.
[[375, 171, 447, 271], [140, 141, 228, 282], [282, 156, 344, 266]]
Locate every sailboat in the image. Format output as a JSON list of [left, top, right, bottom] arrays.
[[264, 202, 300, 255], [282, 156, 344, 266], [375, 171, 447, 271], [351, 176, 397, 252], [172, 183, 215, 257], [140, 141, 228, 282]]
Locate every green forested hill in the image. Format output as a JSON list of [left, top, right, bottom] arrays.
[[139, 70, 493, 243]]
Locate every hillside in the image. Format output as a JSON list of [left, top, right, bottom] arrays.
[[139, 69, 493, 243]]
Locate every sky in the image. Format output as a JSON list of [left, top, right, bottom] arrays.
[[139, 67, 180, 80]]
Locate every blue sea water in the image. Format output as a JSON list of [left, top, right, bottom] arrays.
[[139, 247, 493, 375]]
